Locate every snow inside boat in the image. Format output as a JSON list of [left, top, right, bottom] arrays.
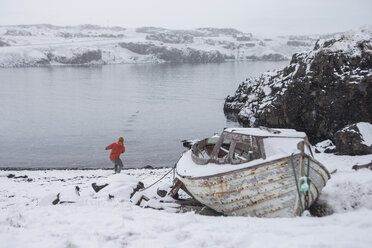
[[174, 127, 331, 217]]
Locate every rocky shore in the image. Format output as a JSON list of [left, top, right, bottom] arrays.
[[224, 27, 372, 155]]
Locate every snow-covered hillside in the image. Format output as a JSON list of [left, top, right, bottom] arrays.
[[0, 24, 331, 67]]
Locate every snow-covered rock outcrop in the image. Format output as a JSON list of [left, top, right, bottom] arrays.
[[119, 42, 225, 63], [334, 122, 372, 155], [224, 27, 372, 150], [0, 24, 325, 67]]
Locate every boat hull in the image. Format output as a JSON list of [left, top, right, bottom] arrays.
[[177, 153, 330, 217]]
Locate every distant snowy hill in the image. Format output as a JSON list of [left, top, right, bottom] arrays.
[[0, 24, 334, 67]]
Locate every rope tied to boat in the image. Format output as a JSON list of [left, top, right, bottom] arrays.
[[299, 176, 310, 193], [290, 154, 304, 213], [304, 155, 311, 209], [139, 166, 175, 192], [290, 154, 312, 215]]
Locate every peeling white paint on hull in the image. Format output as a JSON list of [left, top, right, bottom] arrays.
[[177, 154, 330, 217]]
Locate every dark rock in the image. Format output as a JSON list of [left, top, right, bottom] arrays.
[[224, 28, 372, 144], [130, 182, 145, 199], [91, 183, 109, 193], [50, 49, 102, 64], [143, 165, 154, 169], [13, 175, 28, 179], [309, 199, 334, 217], [315, 139, 336, 153], [156, 188, 167, 198], [108, 194, 115, 199], [7, 174, 15, 178], [324, 147, 336, 153], [52, 193, 60, 205], [118, 42, 151, 55], [334, 123, 372, 155]]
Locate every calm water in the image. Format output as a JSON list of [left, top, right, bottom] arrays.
[[0, 61, 287, 169]]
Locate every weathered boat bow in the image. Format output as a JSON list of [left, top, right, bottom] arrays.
[[173, 127, 330, 217]]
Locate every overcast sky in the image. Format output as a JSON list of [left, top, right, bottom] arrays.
[[1, 0, 371, 35]]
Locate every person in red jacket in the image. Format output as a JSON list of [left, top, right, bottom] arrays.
[[105, 137, 126, 173]]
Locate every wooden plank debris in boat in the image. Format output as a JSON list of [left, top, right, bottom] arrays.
[[173, 127, 331, 217]]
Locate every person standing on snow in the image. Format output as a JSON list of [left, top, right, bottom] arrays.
[[105, 137, 125, 173]]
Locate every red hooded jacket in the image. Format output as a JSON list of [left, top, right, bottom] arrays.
[[105, 142, 125, 160]]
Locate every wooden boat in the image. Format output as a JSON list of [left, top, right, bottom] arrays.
[[174, 127, 331, 217]]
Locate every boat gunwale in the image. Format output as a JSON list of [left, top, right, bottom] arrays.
[[177, 152, 330, 181]]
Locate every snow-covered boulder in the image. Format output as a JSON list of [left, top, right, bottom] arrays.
[[224, 26, 372, 145], [334, 122, 372, 155], [315, 139, 337, 153]]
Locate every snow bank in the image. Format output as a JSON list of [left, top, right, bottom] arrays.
[[1, 152, 372, 248], [357, 122, 372, 146]]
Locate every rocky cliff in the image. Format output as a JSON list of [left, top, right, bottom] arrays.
[[224, 27, 372, 151]]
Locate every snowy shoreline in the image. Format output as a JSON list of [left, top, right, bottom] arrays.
[[0, 167, 164, 171], [1, 152, 372, 247]]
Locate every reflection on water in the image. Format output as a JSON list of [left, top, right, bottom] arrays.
[[0, 61, 288, 168]]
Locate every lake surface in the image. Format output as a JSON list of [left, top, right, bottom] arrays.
[[0, 61, 288, 169]]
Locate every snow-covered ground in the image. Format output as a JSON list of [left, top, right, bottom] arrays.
[[1, 152, 372, 248], [0, 24, 328, 67]]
